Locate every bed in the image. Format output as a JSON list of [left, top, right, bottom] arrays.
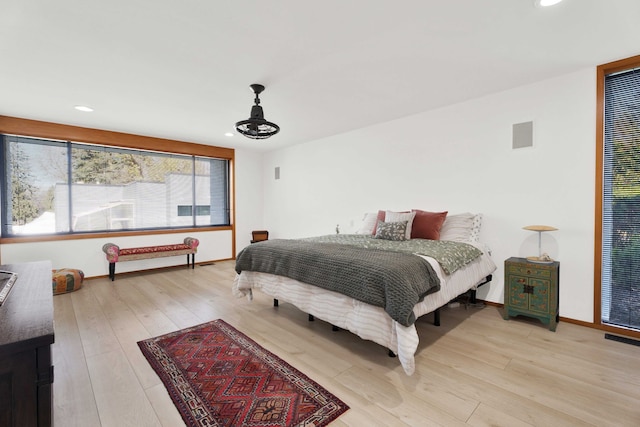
[[232, 211, 497, 375]]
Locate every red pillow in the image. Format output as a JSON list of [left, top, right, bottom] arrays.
[[410, 210, 448, 240], [372, 210, 386, 235]]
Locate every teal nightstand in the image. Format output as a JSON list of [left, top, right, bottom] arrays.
[[503, 257, 560, 331]]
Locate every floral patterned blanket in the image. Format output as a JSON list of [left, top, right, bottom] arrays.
[[301, 234, 483, 274]]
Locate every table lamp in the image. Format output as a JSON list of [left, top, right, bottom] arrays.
[[523, 225, 558, 263]]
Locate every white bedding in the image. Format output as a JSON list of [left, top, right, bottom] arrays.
[[232, 242, 496, 375]]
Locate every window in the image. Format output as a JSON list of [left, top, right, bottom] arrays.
[[597, 56, 640, 333], [1, 134, 231, 236], [177, 205, 211, 217]]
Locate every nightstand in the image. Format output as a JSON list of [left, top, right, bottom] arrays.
[[503, 257, 560, 331]]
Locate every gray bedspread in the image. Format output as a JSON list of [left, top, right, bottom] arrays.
[[235, 239, 440, 326]]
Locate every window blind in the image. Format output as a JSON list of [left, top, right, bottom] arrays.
[[602, 67, 640, 329]]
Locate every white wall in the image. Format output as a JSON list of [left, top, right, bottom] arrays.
[[233, 148, 266, 252], [0, 69, 598, 322], [261, 67, 596, 323], [1, 230, 232, 278]]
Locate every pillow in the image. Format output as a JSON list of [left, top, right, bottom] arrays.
[[355, 212, 378, 234], [375, 220, 408, 241], [385, 210, 416, 240], [371, 210, 386, 235], [469, 213, 483, 243], [410, 210, 448, 240], [440, 212, 482, 242]]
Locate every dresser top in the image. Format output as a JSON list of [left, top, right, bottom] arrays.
[[0, 261, 54, 355]]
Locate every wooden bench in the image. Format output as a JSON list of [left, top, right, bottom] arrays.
[[102, 237, 199, 281]]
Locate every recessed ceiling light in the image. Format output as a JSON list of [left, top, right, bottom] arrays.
[[74, 105, 94, 112], [224, 132, 234, 137], [534, 0, 563, 7]]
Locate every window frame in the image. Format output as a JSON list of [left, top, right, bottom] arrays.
[[0, 115, 235, 243], [595, 54, 640, 340]]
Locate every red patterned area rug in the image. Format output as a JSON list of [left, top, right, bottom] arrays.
[[138, 319, 349, 427]]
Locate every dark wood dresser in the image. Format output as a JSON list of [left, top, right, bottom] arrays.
[[0, 261, 54, 427]]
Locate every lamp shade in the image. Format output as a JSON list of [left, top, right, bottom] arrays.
[[523, 225, 558, 263], [523, 225, 558, 232]]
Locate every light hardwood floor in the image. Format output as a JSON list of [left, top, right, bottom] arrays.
[[52, 261, 640, 426]]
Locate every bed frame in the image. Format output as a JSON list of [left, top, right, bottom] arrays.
[[233, 237, 497, 375], [272, 274, 493, 356]]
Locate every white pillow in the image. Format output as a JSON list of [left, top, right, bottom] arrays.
[[440, 212, 482, 242], [355, 212, 378, 234], [385, 210, 416, 240], [469, 213, 483, 243]]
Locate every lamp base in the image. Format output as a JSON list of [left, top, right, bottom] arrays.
[[526, 256, 554, 264]]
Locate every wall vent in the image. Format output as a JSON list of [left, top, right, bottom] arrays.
[[512, 121, 533, 149]]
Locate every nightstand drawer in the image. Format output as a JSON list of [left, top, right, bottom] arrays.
[[507, 265, 551, 278]]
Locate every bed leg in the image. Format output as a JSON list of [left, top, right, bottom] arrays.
[[308, 314, 315, 321], [470, 289, 477, 304], [434, 308, 441, 326], [388, 349, 396, 358], [273, 299, 279, 307]]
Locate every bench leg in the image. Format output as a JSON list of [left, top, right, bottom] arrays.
[[109, 263, 116, 281], [187, 253, 195, 269]]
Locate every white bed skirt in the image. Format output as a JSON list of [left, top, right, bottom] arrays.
[[232, 244, 496, 375]]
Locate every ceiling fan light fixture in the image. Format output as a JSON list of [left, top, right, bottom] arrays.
[[235, 84, 280, 140]]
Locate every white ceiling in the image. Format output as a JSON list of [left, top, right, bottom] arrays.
[[1, 0, 639, 152]]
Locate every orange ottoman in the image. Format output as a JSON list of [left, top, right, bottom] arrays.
[[52, 268, 84, 295]]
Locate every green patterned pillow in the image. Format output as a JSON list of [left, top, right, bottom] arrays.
[[375, 220, 408, 241]]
